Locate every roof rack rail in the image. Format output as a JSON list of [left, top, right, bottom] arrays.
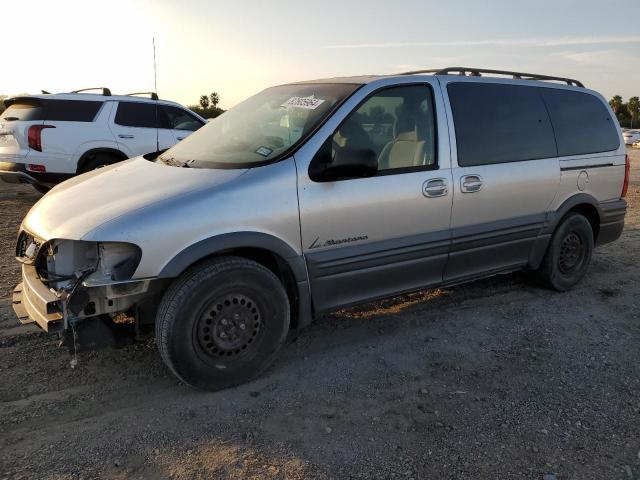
[[70, 87, 112, 96], [397, 67, 584, 88], [126, 92, 159, 100]]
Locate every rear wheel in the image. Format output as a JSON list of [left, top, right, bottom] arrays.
[[155, 256, 290, 390], [80, 153, 121, 173], [534, 213, 594, 291], [32, 184, 50, 195]]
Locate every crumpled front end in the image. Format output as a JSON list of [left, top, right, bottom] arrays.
[[12, 229, 159, 336]]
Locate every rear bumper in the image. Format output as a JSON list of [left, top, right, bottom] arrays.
[[0, 161, 72, 187], [597, 199, 627, 246], [12, 264, 63, 333]]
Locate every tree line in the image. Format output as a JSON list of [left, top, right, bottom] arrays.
[[609, 95, 640, 129], [188, 92, 225, 119]]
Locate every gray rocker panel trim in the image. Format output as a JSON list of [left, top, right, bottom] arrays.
[[306, 230, 450, 313], [450, 212, 547, 252], [445, 213, 547, 282]]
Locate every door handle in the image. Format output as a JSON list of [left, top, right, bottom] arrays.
[[422, 178, 448, 198], [460, 175, 483, 193], [118, 134, 135, 139], [176, 136, 186, 141]]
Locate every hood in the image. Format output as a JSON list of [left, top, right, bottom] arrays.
[[22, 157, 247, 240]]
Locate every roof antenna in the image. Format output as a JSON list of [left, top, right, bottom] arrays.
[[153, 37, 160, 152]]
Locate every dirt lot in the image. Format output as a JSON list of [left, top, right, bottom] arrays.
[[1, 152, 639, 480]]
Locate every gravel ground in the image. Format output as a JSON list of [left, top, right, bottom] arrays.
[[1, 151, 639, 480]]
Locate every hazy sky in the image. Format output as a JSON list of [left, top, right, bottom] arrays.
[[5, 0, 640, 108]]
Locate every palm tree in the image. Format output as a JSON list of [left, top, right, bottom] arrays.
[[209, 92, 220, 108], [609, 95, 623, 115], [627, 96, 639, 129], [199, 95, 210, 109]]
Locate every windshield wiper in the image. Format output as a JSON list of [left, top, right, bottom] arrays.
[[158, 155, 192, 168]]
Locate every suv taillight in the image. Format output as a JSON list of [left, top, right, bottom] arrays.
[[621, 154, 630, 198], [27, 125, 55, 151]]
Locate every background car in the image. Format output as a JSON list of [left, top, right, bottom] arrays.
[[622, 129, 640, 145], [0, 88, 205, 193]]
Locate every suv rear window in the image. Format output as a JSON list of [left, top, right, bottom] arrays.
[[115, 102, 168, 128], [1, 99, 44, 121], [448, 82, 557, 167], [1, 98, 102, 122], [539, 88, 620, 156]]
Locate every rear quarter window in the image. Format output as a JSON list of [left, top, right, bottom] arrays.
[[447, 82, 557, 167], [44, 100, 103, 122], [539, 88, 620, 156]]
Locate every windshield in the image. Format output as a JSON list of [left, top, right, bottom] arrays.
[[158, 83, 360, 168]]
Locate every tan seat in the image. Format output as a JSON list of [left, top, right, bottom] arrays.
[[378, 106, 432, 170]]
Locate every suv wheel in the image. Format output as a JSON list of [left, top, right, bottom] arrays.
[[534, 213, 594, 291], [80, 153, 120, 173], [156, 256, 290, 390], [32, 184, 51, 195]]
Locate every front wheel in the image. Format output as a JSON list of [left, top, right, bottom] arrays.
[[155, 256, 290, 390], [533, 213, 594, 291], [32, 183, 51, 195]]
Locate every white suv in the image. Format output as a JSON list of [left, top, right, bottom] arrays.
[[0, 88, 205, 192]]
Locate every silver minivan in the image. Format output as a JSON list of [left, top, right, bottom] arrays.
[[12, 67, 629, 390]]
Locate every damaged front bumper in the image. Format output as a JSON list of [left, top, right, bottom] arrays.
[[12, 263, 160, 337], [12, 230, 165, 346], [13, 264, 64, 333]]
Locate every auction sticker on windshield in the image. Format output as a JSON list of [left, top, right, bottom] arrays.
[[281, 95, 325, 110]]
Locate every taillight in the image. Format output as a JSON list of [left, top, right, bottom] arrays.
[[27, 125, 55, 151], [26, 164, 46, 173], [621, 154, 630, 198]]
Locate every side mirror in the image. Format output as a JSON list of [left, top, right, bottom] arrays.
[[309, 142, 378, 182]]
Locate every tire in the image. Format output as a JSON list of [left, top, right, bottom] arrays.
[[534, 213, 594, 291], [80, 153, 119, 173], [32, 184, 50, 195], [155, 256, 290, 390]]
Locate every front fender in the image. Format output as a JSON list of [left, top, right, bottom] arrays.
[[158, 231, 307, 282], [157, 231, 313, 328]]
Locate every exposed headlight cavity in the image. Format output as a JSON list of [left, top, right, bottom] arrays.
[[89, 242, 142, 284]]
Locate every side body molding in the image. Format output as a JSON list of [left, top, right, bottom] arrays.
[[157, 232, 313, 328]]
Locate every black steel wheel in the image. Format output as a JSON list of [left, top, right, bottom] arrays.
[[557, 232, 586, 274], [195, 293, 263, 360], [534, 213, 594, 291]]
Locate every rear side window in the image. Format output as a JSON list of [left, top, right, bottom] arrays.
[[45, 100, 102, 121], [115, 102, 169, 128], [539, 89, 619, 156], [448, 83, 557, 166], [162, 106, 204, 131], [1, 99, 44, 121]]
